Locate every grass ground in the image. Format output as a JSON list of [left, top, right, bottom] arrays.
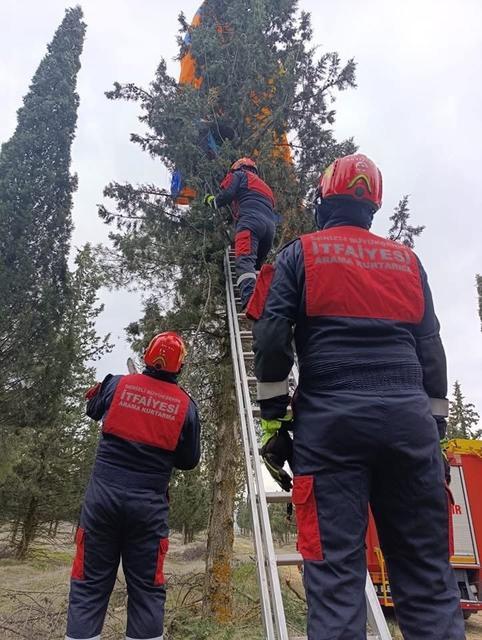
[[0, 529, 481, 639]]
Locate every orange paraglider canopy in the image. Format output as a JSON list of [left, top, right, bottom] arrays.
[[172, 2, 293, 205], [179, 9, 203, 88]]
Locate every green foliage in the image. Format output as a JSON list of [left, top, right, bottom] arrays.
[[236, 500, 252, 536], [0, 8, 111, 557], [169, 467, 210, 543], [100, 0, 357, 615], [269, 503, 295, 545], [447, 380, 481, 440], [238, 499, 294, 543], [100, 0, 357, 456], [0, 5, 86, 447], [0, 246, 111, 557], [476, 274, 482, 331], [387, 195, 425, 248], [164, 563, 265, 640]]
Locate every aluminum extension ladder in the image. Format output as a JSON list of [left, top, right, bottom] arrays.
[[224, 249, 392, 640]]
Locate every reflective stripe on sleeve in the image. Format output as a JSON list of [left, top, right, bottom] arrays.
[[256, 379, 289, 400], [236, 272, 257, 286], [430, 397, 449, 417]]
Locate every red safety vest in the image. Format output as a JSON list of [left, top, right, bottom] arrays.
[[300, 226, 424, 322], [103, 374, 190, 450]]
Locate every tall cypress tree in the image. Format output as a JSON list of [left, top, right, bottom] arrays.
[[0, 6, 86, 441], [100, 0, 356, 620], [0, 7, 94, 558]]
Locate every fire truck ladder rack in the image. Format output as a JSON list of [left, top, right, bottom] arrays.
[[225, 249, 393, 640]]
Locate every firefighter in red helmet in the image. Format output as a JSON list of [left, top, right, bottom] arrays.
[[250, 153, 464, 640], [204, 157, 277, 308], [66, 332, 200, 640]]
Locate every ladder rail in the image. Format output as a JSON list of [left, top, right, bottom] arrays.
[[225, 252, 290, 640], [366, 572, 393, 640], [225, 258, 276, 638]]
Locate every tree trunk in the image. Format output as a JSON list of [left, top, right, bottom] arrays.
[[9, 518, 19, 546], [14, 439, 48, 560], [202, 346, 241, 622], [15, 495, 38, 560]]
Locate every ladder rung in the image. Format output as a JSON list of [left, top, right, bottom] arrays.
[[294, 634, 374, 639], [240, 330, 251, 338], [276, 553, 302, 566], [247, 376, 256, 384], [243, 351, 254, 359], [252, 405, 292, 419], [265, 492, 292, 503]]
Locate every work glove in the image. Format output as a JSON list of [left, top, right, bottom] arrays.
[[260, 416, 293, 492], [85, 382, 101, 400], [203, 194, 217, 209]]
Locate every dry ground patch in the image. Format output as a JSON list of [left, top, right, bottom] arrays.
[[0, 530, 480, 639]]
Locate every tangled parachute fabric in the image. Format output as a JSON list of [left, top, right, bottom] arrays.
[[171, 1, 293, 205]]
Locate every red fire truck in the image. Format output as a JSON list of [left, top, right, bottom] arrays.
[[366, 439, 482, 617]]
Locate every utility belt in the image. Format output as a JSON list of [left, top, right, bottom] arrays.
[[92, 461, 170, 492]]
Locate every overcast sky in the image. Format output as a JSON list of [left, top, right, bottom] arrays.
[[1, 0, 481, 416]]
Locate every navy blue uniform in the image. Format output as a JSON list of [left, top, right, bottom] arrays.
[[66, 368, 200, 640], [250, 215, 464, 640], [215, 168, 276, 307]]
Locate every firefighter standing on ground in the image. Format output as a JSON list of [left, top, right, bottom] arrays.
[[65, 332, 200, 640], [204, 157, 277, 308], [249, 154, 465, 640]]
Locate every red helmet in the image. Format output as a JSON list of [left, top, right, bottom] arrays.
[[144, 332, 187, 373], [230, 157, 258, 173], [318, 153, 382, 211]]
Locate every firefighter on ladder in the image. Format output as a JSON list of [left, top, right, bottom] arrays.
[[249, 154, 465, 640], [65, 332, 200, 640], [204, 157, 277, 309]]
